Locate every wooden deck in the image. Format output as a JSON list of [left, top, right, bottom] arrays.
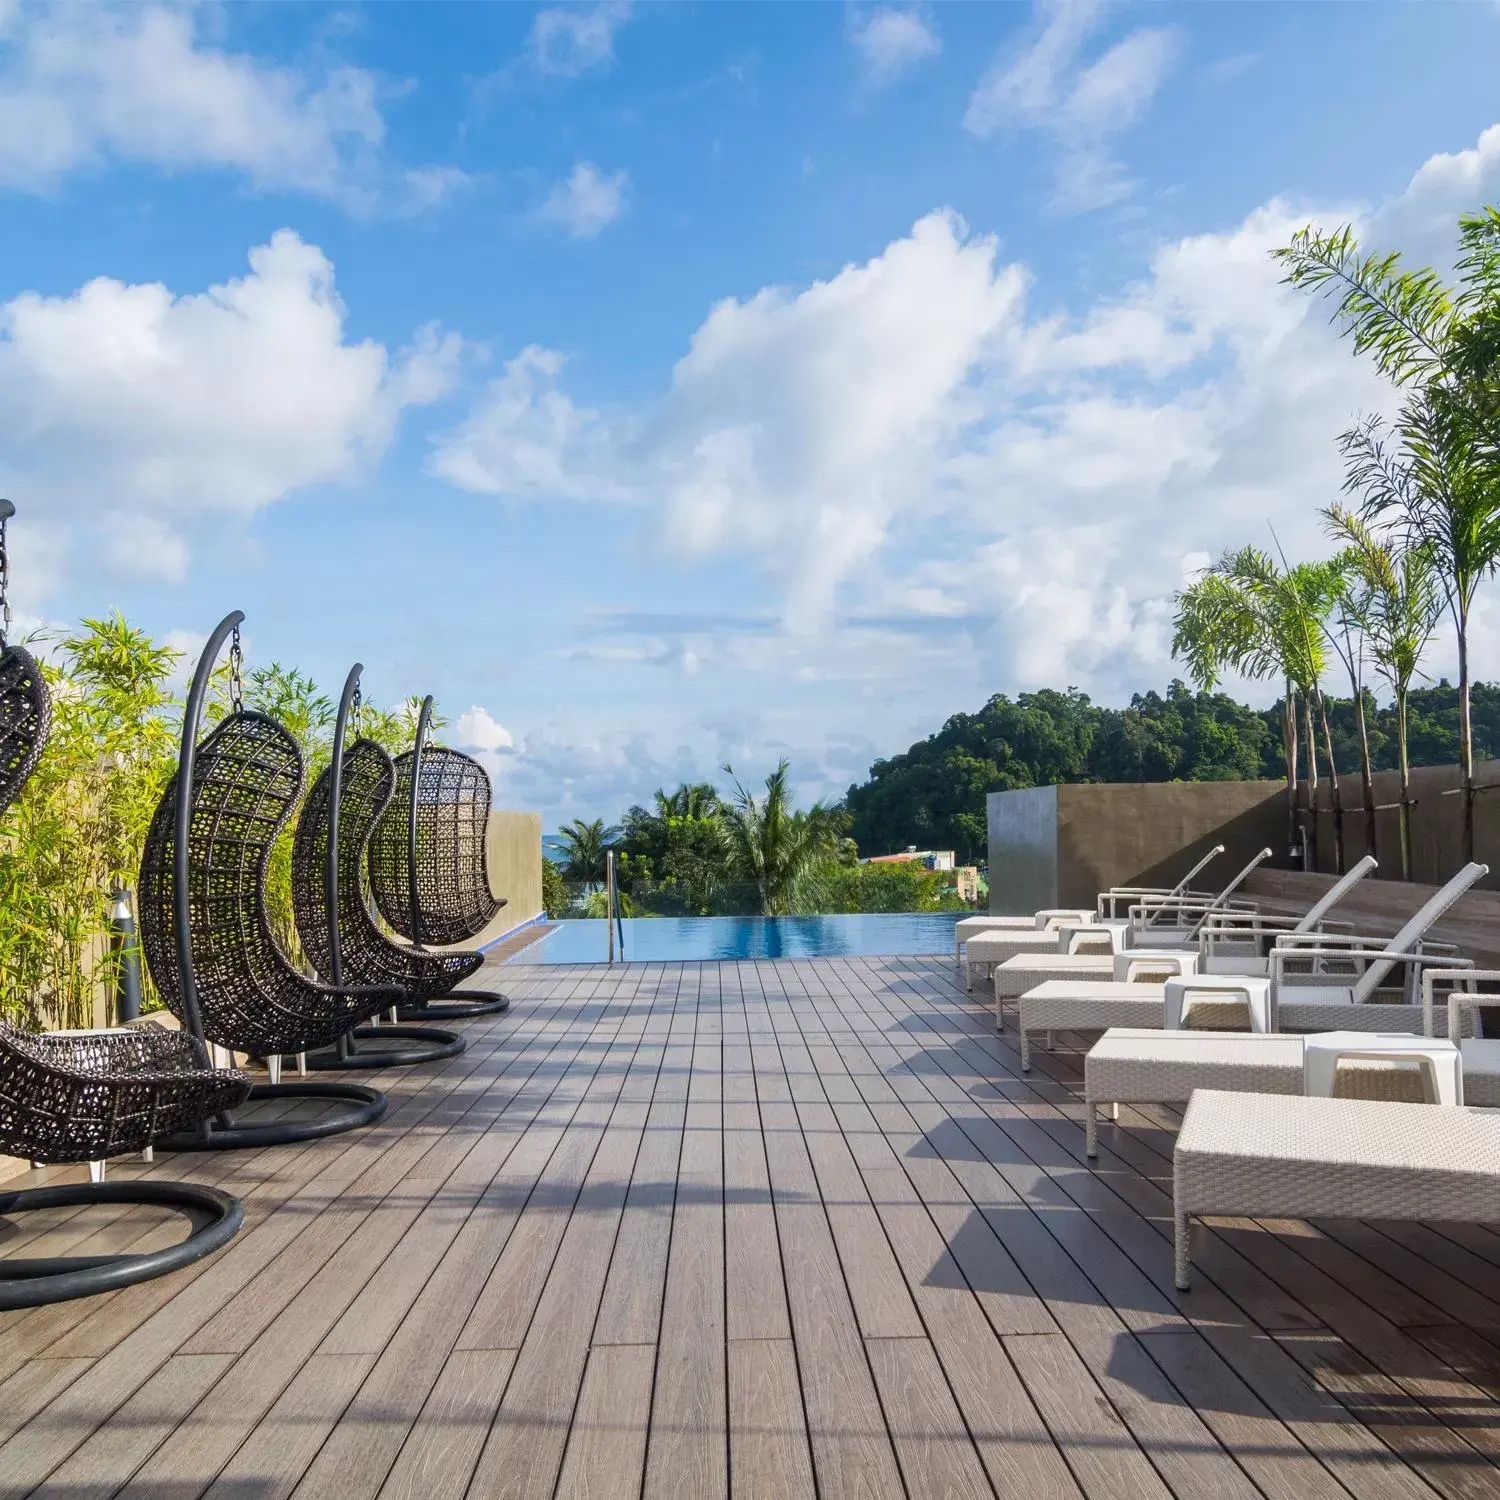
[[5, 955, 1500, 1499]]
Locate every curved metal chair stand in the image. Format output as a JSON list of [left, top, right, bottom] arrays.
[[289, 664, 464, 1070], [0, 508, 249, 1306], [366, 695, 510, 1021], [137, 611, 395, 1151], [0, 1022, 248, 1310]]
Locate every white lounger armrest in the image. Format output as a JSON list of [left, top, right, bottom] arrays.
[[1272, 946, 1474, 1011], [1421, 967, 1500, 1039]]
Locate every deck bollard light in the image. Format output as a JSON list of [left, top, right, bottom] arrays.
[[109, 885, 144, 1023]]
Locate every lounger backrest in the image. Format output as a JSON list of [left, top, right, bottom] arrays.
[[1182, 848, 1272, 936], [1097, 845, 1222, 918], [1166, 845, 1224, 900], [1294, 855, 1378, 933], [1352, 861, 1490, 1002]]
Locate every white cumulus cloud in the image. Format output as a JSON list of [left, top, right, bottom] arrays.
[[456, 705, 516, 754], [2, 230, 461, 590], [0, 2, 467, 210]]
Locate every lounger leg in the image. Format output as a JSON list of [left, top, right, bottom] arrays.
[[267, 1055, 282, 1087], [1174, 1206, 1191, 1291], [297, 1053, 307, 1076], [964, 962, 973, 993], [1110, 1102, 1119, 1121], [1086, 1101, 1098, 1158], [88, 1161, 105, 1184], [1020, 1030, 1031, 1072], [141, 1146, 154, 1163], [1046, 1030, 1055, 1051]]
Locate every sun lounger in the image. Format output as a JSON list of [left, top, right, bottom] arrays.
[[1426, 968, 1500, 1107], [992, 949, 1197, 1032], [1081, 1028, 1449, 1156], [1197, 855, 1377, 975], [1172, 1090, 1500, 1289], [1162, 861, 1488, 1034], [969, 851, 1271, 992], [1120, 848, 1271, 948], [961, 848, 1230, 969], [963, 917, 1119, 991], [1015, 980, 1250, 1070], [954, 910, 1091, 965]]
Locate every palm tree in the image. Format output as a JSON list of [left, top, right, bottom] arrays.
[[1320, 553, 1379, 861], [654, 782, 721, 821], [1323, 505, 1441, 878], [1173, 546, 1341, 868], [557, 817, 620, 889], [1335, 394, 1500, 860], [721, 759, 845, 915], [1277, 210, 1500, 861]]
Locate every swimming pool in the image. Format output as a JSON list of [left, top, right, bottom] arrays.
[[519, 913, 962, 964]]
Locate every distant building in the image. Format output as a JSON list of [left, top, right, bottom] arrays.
[[863, 847, 980, 906], [865, 846, 955, 871]]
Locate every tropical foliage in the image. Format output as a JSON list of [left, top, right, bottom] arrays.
[[1278, 206, 1500, 860]]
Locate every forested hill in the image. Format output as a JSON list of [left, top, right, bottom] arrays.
[[844, 680, 1500, 865]]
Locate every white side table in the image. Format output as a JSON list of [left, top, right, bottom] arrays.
[[1163, 972, 1271, 1032], [1056, 921, 1129, 955], [1113, 949, 1199, 984], [1303, 1032, 1462, 1106]]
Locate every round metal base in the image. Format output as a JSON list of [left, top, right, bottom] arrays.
[[397, 988, 510, 1021], [152, 1081, 388, 1151], [0, 1180, 243, 1310], [300, 1024, 465, 1071]]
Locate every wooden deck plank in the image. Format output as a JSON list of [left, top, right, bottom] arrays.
[[643, 1114, 729, 1497], [556, 1344, 657, 1500], [728, 1339, 817, 1500], [865, 1335, 994, 1500], [376, 1348, 518, 1500]]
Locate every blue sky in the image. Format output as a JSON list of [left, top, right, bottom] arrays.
[[6, 1, 1500, 833]]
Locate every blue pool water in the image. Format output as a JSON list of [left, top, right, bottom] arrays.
[[522, 913, 961, 964]]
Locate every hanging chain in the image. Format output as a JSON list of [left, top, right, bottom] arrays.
[[351, 682, 363, 736], [0, 504, 10, 646], [228, 621, 245, 716]]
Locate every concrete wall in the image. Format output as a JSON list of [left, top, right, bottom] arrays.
[[1303, 762, 1500, 889], [987, 779, 1287, 912], [1056, 780, 1286, 909], [986, 786, 1058, 914], [436, 809, 544, 953]]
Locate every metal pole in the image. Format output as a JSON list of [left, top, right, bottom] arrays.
[[326, 665, 362, 992], [173, 610, 244, 1059], [606, 850, 615, 966], [327, 665, 362, 1063], [408, 695, 433, 952]]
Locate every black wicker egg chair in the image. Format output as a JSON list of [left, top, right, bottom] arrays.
[[288, 665, 465, 1069], [365, 695, 510, 1021], [0, 502, 247, 1309], [137, 611, 398, 1151]]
